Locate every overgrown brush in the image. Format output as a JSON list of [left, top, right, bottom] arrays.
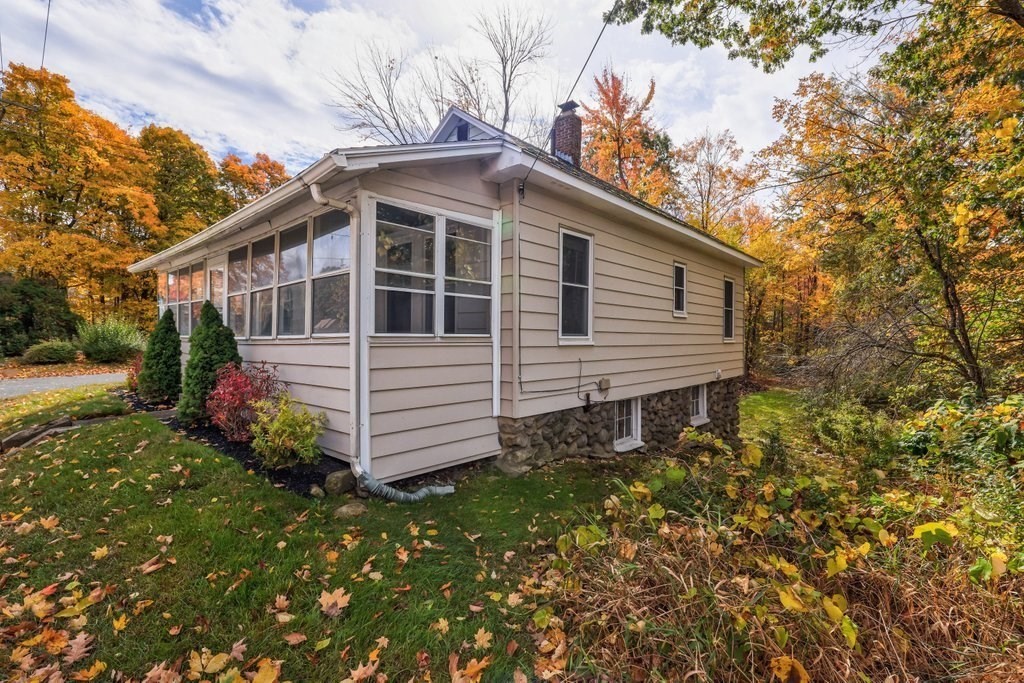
[[522, 430, 1024, 681], [77, 317, 145, 363]]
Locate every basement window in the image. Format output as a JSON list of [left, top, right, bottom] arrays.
[[690, 384, 709, 427], [613, 397, 643, 452]]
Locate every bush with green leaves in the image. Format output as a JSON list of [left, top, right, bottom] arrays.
[[250, 394, 327, 468], [177, 301, 241, 423], [0, 275, 81, 357], [21, 340, 78, 365], [77, 317, 145, 363], [137, 308, 181, 402]]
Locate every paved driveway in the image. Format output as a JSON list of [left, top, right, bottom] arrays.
[[0, 373, 126, 400]]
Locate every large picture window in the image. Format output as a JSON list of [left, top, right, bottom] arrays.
[[723, 277, 735, 340], [559, 229, 592, 340], [311, 210, 350, 335], [276, 224, 307, 336], [373, 201, 493, 336]]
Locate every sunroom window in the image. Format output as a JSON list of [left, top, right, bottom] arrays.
[[311, 210, 350, 335], [444, 220, 491, 335], [374, 203, 436, 334], [250, 236, 275, 337], [276, 224, 307, 336], [190, 262, 205, 333], [227, 246, 248, 337], [177, 266, 191, 335]]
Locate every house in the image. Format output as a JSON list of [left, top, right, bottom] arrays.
[[128, 105, 760, 482]]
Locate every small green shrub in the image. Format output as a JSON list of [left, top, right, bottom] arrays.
[[137, 308, 181, 403], [177, 302, 241, 424], [812, 400, 895, 460], [21, 340, 78, 364], [250, 394, 327, 468], [77, 317, 145, 363]]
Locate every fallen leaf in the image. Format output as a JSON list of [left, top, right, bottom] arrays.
[[474, 627, 493, 650], [319, 587, 351, 616], [90, 546, 109, 560], [283, 632, 307, 646]]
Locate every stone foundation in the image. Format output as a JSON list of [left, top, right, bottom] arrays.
[[496, 377, 742, 475]]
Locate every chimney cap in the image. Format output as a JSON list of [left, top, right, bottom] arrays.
[[558, 100, 579, 113]]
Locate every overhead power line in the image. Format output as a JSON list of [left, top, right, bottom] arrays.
[[41, 0, 53, 71]]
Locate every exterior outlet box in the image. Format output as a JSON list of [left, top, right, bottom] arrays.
[[597, 377, 611, 393]]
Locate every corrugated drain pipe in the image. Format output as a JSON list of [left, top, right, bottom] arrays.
[[309, 182, 456, 503]]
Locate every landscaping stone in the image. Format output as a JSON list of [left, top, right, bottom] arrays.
[[1, 415, 73, 452], [309, 484, 325, 499], [332, 501, 367, 518], [496, 377, 743, 475], [324, 469, 356, 495]]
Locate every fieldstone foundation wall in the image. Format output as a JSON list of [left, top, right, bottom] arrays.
[[496, 377, 742, 476]]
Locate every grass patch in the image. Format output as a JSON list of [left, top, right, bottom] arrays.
[[0, 383, 128, 438], [0, 414, 634, 681]]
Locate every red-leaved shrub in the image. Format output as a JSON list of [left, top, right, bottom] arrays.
[[125, 353, 143, 392], [206, 362, 283, 441]]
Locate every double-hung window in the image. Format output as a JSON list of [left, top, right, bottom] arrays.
[[250, 236, 275, 337], [723, 277, 735, 340], [227, 246, 248, 337], [613, 397, 641, 451], [276, 224, 307, 337], [373, 201, 493, 336], [375, 203, 436, 334], [559, 229, 592, 341], [690, 384, 708, 425], [673, 263, 687, 316], [445, 220, 491, 334], [311, 210, 351, 335]]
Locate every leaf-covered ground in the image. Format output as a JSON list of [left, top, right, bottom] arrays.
[[0, 384, 128, 438], [0, 359, 132, 381], [0, 408, 636, 681]]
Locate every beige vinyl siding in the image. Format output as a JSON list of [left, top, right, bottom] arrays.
[[515, 188, 744, 417], [179, 339, 351, 460], [358, 162, 499, 220], [369, 341, 499, 481]]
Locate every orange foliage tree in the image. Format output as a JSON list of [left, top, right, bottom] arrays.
[[580, 67, 680, 209], [220, 153, 289, 211]]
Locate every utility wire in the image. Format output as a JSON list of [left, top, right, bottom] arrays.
[[40, 0, 53, 71], [519, 0, 619, 192]]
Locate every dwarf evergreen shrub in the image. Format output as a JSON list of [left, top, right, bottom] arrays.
[[22, 340, 78, 364], [177, 301, 241, 423], [251, 394, 327, 468], [137, 308, 182, 402]]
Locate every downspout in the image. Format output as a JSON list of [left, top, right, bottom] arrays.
[[308, 183, 455, 502]]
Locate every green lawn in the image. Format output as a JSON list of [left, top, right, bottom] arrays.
[[0, 383, 128, 439], [0, 412, 636, 681]]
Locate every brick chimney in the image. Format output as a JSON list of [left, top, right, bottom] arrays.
[[550, 101, 581, 166]]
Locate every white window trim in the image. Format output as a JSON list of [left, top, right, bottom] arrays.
[[613, 397, 643, 452], [673, 262, 688, 318], [690, 384, 710, 427], [723, 276, 736, 341], [558, 227, 594, 345], [369, 195, 494, 339], [225, 243, 250, 340]]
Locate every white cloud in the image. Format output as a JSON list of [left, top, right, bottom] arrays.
[[2, 0, 875, 171]]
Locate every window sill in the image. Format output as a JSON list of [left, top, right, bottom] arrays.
[[690, 416, 711, 427], [673, 311, 688, 319], [558, 337, 594, 346], [613, 438, 644, 453]]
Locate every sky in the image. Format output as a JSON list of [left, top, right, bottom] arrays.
[[2, 0, 877, 173]]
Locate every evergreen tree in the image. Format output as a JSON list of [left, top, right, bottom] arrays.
[[137, 308, 182, 402], [177, 302, 241, 423]]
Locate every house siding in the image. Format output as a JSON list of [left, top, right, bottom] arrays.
[[514, 187, 745, 417]]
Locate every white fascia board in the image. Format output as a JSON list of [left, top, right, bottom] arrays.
[[483, 146, 762, 269], [128, 154, 343, 273]]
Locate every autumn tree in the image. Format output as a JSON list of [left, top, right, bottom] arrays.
[[139, 124, 229, 246], [219, 153, 290, 212], [675, 130, 763, 239], [765, 7, 1024, 397], [0, 65, 163, 323], [607, 0, 1024, 72], [580, 67, 680, 209]]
